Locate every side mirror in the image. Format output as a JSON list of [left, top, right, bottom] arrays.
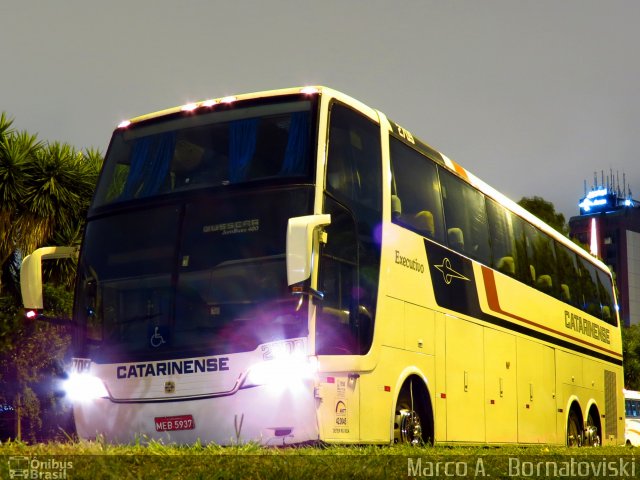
[[21, 246, 79, 316], [286, 214, 331, 288]]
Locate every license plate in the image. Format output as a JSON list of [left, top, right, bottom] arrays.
[[154, 414, 195, 432]]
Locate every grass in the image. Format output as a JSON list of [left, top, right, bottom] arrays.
[[0, 440, 636, 479]]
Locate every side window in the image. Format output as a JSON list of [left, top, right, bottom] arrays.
[[326, 105, 381, 213], [317, 197, 359, 355], [576, 256, 602, 319], [510, 214, 533, 285], [554, 242, 582, 307], [389, 137, 444, 242], [524, 225, 558, 296], [596, 269, 617, 326], [319, 103, 382, 355], [486, 199, 519, 278], [439, 168, 491, 264]]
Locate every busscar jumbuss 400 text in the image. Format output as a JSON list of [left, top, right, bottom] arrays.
[[21, 87, 624, 446]]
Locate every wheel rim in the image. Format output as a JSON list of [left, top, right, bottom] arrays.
[[395, 408, 423, 445], [585, 414, 600, 447]]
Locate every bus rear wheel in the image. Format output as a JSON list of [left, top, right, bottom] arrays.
[[567, 410, 583, 447], [584, 411, 601, 447]]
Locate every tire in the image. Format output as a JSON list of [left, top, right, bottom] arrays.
[[584, 411, 600, 447], [567, 409, 583, 447], [393, 379, 430, 445]]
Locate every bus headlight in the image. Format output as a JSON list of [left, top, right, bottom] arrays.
[[241, 358, 317, 389], [63, 373, 109, 402]]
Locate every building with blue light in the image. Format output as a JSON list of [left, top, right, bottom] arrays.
[[569, 184, 640, 327]]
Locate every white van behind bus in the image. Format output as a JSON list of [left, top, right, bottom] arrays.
[[624, 389, 640, 446]]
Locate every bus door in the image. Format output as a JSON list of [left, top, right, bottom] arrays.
[[314, 102, 382, 441]]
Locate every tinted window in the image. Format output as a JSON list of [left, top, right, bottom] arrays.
[[94, 99, 315, 208], [319, 103, 382, 355], [524, 224, 558, 296], [627, 399, 640, 418], [554, 242, 582, 306], [439, 168, 491, 264], [326, 104, 381, 213], [76, 189, 315, 362], [596, 268, 617, 325], [507, 214, 529, 284], [576, 256, 603, 319], [390, 137, 445, 242], [487, 198, 519, 278]]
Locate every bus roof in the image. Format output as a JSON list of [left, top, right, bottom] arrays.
[[122, 86, 371, 125], [624, 389, 640, 400]]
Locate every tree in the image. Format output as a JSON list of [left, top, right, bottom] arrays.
[[0, 114, 42, 297], [0, 112, 103, 441], [517, 195, 569, 236], [0, 114, 101, 296], [623, 324, 640, 390], [0, 284, 74, 442]]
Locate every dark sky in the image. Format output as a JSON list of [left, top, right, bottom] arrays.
[[2, 0, 639, 220]]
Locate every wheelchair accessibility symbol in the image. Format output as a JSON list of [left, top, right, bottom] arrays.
[[150, 326, 166, 348]]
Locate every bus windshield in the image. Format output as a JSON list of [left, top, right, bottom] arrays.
[[93, 98, 314, 208], [77, 96, 318, 363], [78, 188, 313, 363]]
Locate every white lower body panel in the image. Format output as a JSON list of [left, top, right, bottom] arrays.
[[74, 383, 319, 445]]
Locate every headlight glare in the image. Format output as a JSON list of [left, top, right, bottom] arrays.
[[63, 373, 109, 402]]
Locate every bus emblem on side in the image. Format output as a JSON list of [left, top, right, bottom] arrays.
[[435, 258, 470, 285], [165, 381, 175, 394]]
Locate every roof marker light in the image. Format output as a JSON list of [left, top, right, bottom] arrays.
[[201, 99, 218, 107], [221, 96, 237, 104], [300, 86, 319, 95], [117, 120, 131, 129], [181, 103, 198, 112]]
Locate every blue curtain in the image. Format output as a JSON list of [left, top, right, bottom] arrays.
[[229, 118, 258, 183], [122, 132, 176, 199], [139, 133, 176, 196], [121, 137, 151, 199], [280, 112, 309, 176]]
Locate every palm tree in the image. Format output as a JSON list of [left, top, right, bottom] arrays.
[[0, 115, 42, 297], [1, 112, 103, 294], [37, 145, 103, 288]]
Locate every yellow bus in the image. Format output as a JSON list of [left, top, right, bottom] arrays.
[[21, 86, 624, 446]]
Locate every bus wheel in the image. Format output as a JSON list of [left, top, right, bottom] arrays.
[[394, 379, 429, 445], [395, 407, 422, 445], [567, 409, 583, 447], [584, 411, 600, 447]]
